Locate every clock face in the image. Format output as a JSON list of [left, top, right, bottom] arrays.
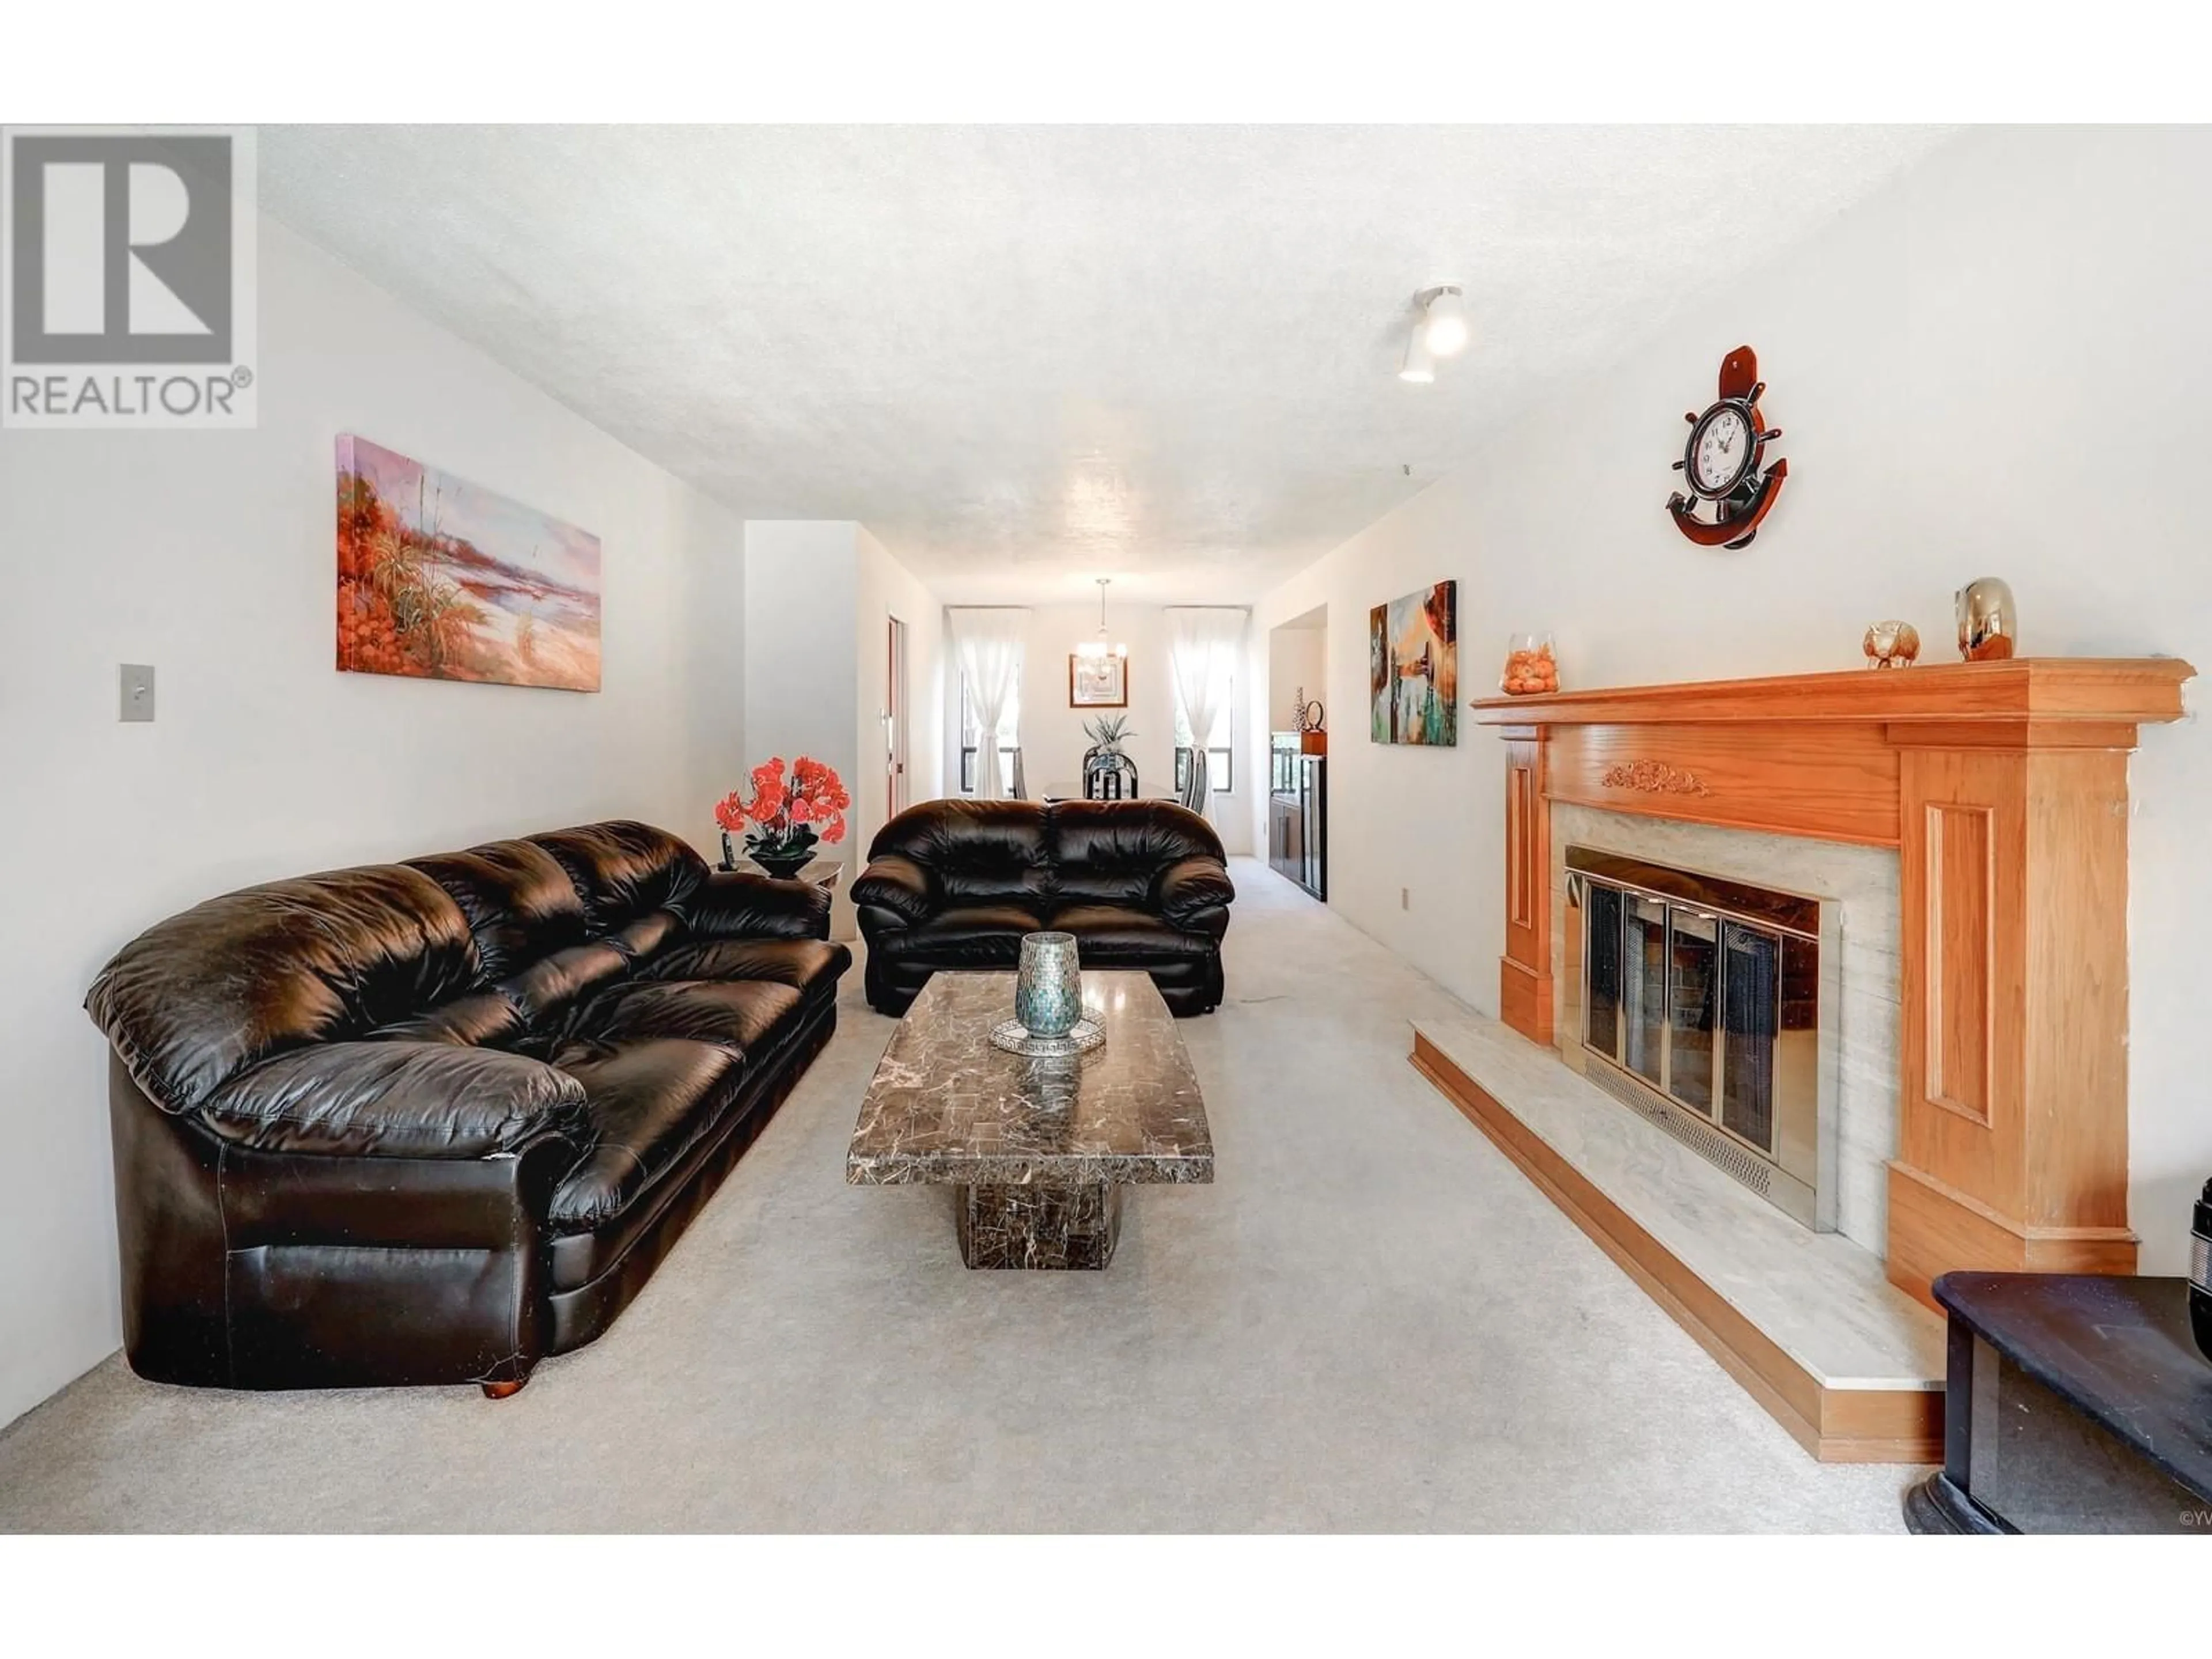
[[1690, 404, 1754, 496]]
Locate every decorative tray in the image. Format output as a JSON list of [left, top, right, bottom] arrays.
[[988, 1017, 1105, 1059]]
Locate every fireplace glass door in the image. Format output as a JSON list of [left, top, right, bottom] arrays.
[[1623, 895, 1668, 1089], [1583, 881, 1622, 1059], [1563, 847, 1830, 1229], [1667, 910, 1718, 1113], [1563, 847, 1827, 1230], [1721, 923, 1779, 1154]]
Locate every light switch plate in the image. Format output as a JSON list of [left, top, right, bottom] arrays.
[[119, 664, 156, 722]]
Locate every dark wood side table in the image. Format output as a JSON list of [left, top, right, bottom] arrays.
[[1907, 1272, 2212, 1533]]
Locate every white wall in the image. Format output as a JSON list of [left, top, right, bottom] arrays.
[[1267, 613, 1327, 733], [740, 521, 863, 942], [1251, 126, 2212, 1270], [0, 214, 746, 1429], [1017, 603, 1176, 803], [687, 518, 748, 842], [741, 520, 947, 882], [854, 523, 947, 858], [741, 521, 862, 815]]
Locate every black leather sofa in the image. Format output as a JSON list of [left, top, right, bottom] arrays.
[[851, 799, 1234, 1017], [84, 820, 849, 1396]]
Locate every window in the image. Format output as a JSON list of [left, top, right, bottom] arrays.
[[959, 673, 1021, 794], [1173, 681, 1234, 796]]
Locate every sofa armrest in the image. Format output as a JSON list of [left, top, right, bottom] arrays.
[[197, 1042, 588, 1160], [1155, 857, 1237, 930], [681, 869, 832, 941], [851, 854, 938, 927]]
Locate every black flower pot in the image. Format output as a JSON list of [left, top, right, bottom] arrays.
[[751, 847, 815, 881]]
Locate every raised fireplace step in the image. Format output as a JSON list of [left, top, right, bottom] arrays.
[[1408, 1007, 1944, 1464]]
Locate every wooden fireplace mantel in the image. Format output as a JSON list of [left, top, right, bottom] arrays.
[[1468, 657, 2195, 1310], [1468, 656, 2194, 730]]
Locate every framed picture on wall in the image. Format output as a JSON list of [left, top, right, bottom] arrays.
[[336, 434, 601, 692], [1369, 580, 1457, 745], [1069, 653, 1128, 708]]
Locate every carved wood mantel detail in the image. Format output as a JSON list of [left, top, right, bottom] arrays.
[[1600, 759, 1710, 796], [1469, 658, 2195, 1309]]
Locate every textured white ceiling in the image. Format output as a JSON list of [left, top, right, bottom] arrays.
[[260, 125, 1949, 603]]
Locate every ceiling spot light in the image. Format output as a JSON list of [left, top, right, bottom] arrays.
[[1399, 329, 1435, 384], [1421, 285, 1470, 357]]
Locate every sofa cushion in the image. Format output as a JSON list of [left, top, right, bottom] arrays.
[[547, 1039, 745, 1232], [85, 863, 478, 1114], [200, 1040, 586, 1159], [1051, 904, 1221, 962], [566, 979, 806, 1058], [641, 936, 852, 1001], [497, 942, 631, 1029], [529, 821, 709, 934], [875, 903, 1048, 968], [370, 990, 529, 1050], [1047, 801, 1228, 906], [604, 908, 683, 961], [866, 799, 1051, 910], [405, 839, 586, 982]]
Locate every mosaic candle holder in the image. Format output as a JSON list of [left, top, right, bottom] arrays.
[[1014, 931, 1083, 1038]]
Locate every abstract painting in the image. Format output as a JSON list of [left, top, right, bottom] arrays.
[[336, 434, 601, 691], [1370, 579, 1457, 745]]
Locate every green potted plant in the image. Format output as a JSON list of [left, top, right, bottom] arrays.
[[1083, 713, 1132, 754], [1081, 715, 1137, 798]]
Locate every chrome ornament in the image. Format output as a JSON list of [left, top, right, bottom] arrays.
[[1955, 578, 2018, 662]]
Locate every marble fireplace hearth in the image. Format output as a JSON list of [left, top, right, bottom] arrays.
[[1410, 1009, 1945, 1463], [1412, 811, 1941, 1463]]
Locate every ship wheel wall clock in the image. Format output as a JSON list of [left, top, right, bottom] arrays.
[[1666, 344, 1787, 549]]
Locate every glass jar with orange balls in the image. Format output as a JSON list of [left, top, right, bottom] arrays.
[[1500, 632, 1559, 696]]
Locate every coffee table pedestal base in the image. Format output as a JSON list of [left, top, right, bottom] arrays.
[[957, 1181, 1123, 1270]]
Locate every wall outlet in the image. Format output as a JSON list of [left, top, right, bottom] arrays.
[[1401, 887, 1410, 911], [119, 664, 156, 722]]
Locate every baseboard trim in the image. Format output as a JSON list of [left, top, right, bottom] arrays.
[[1410, 1032, 1941, 1465]]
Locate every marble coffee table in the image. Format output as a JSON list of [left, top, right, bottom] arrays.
[[846, 970, 1213, 1268]]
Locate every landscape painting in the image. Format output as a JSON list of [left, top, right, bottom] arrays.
[[1369, 579, 1457, 745], [336, 434, 601, 691]]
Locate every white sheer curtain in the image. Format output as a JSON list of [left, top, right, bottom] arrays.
[[950, 607, 1029, 800], [1166, 607, 1248, 815]]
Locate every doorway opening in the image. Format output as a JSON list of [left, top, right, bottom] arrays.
[[886, 615, 911, 818], [1266, 605, 1328, 900]]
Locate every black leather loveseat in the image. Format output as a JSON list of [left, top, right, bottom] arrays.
[[84, 820, 848, 1396], [851, 799, 1234, 1017]]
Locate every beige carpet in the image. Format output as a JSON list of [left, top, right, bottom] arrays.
[[0, 861, 1913, 1531]]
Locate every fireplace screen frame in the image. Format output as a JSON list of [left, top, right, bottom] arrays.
[[1561, 845, 1838, 1231]]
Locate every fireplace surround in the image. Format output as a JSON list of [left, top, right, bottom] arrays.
[[1469, 657, 2195, 1307], [1410, 657, 2193, 1461]]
